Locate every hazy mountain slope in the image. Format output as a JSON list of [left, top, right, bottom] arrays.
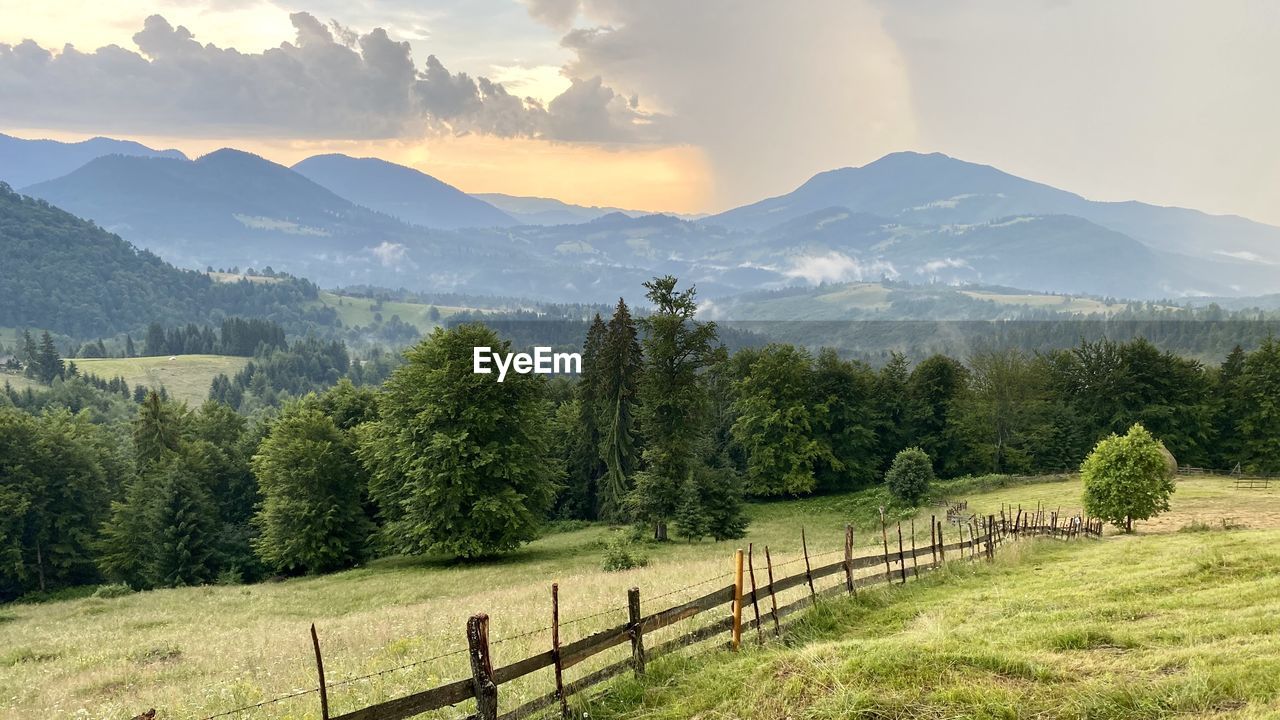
[[475, 193, 706, 225], [705, 151, 1280, 265], [0, 132, 187, 188], [0, 184, 318, 337], [292, 154, 516, 229]]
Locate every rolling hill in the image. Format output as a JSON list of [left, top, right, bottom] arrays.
[[12, 142, 1280, 305], [0, 183, 320, 338], [704, 151, 1280, 267], [0, 132, 187, 189], [292, 154, 516, 229]]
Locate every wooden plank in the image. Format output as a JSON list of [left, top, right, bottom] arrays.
[[638, 584, 734, 634], [329, 678, 474, 720], [558, 624, 631, 669], [492, 650, 555, 685]]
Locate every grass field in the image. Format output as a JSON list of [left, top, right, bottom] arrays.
[[960, 289, 1121, 314], [1, 475, 1274, 719], [313, 291, 477, 330], [72, 355, 251, 407]]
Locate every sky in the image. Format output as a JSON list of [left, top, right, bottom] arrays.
[[1, 0, 1277, 223]]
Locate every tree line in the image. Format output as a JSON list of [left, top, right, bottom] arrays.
[[4, 275, 1280, 601]]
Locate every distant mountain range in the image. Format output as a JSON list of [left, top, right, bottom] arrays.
[[706, 151, 1280, 268], [0, 132, 186, 189], [474, 193, 705, 226], [6, 131, 1280, 303], [292, 154, 516, 229]]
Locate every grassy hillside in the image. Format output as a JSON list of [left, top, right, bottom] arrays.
[[0, 475, 1271, 719], [312, 291, 475, 329], [591, 527, 1280, 720], [73, 355, 250, 407]]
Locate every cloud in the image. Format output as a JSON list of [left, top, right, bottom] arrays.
[[370, 241, 408, 267], [523, 0, 581, 31], [531, 1, 918, 208], [0, 12, 661, 143], [783, 252, 897, 285], [917, 257, 971, 274]]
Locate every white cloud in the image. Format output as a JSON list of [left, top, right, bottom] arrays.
[[783, 251, 897, 285], [0, 11, 663, 143], [370, 241, 408, 266], [917, 257, 971, 274]]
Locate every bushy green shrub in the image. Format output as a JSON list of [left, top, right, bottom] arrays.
[[885, 447, 934, 504], [91, 583, 134, 599], [1081, 423, 1175, 533], [601, 534, 649, 572]]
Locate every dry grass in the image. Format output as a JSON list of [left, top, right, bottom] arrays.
[[0, 475, 1264, 720]]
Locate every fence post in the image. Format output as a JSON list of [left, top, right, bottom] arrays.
[[910, 519, 919, 578], [310, 624, 329, 720], [801, 528, 816, 602], [879, 508, 892, 583], [627, 587, 646, 675], [930, 516, 937, 568], [764, 546, 781, 637], [467, 614, 497, 720], [937, 521, 945, 563], [843, 525, 855, 595], [748, 543, 763, 643], [896, 522, 907, 584], [551, 584, 568, 719], [731, 550, 745, 651]]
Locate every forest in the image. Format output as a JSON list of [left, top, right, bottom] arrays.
[[3, 275, 1280, 602]]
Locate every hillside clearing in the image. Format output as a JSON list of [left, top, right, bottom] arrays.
[[587, 527, 1280, 720], [72, 355, 250, 407], [313, 291, 478, 329], [0, 475, 1269, 719]]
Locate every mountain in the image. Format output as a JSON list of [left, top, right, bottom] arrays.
[[292, 154, 516, 229], [474, 193, 706, 225], [20, 149, 461, 279], [0, 132, 187, 189], [0, 183, 319, 338], [705, 151, 1280, 266]]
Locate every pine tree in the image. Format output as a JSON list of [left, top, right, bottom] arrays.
[[630, 277, 723, 540], [672, 476, 709, 541], [559, 316, 607, 519], [148, 461, 218, 587], [1239, 338, 1280, 473], [33, 331, 64, 384], [134, 392, 185, 471], [1211, 345, 1247, 468], [873, 352, 910, 470], [125, 334, 136, 358], [595, 299, 642, 519]]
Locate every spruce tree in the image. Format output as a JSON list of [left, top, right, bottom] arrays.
[[125, 334, 136, 358], [1239, 338, 1280, 473], [560, 316, 607, 519], [34, 331, 64, 384], [630, 277, 722, 540], [595, 299, 642, 519], [148, 460, 218, 587]]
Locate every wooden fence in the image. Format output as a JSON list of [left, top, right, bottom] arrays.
[[278, 505, 1100, 720]]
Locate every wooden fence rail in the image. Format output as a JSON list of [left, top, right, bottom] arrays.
[[303, 509, 1101, 720]]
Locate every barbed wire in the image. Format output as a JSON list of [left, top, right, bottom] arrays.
[[325, 645, 471, 691], [197, 686, 319, 720], [196, 540, 855, 718]]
